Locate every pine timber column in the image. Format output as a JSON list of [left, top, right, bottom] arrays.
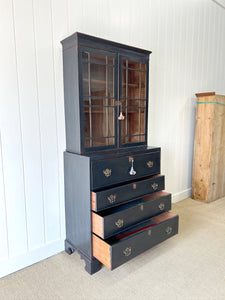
[[192, 92, 225, 203]]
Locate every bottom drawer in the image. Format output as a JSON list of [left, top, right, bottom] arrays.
[[93, 211, 178, 270]]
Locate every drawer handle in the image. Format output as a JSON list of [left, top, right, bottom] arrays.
[[118, 111, 125, 120], [158, 203, 165, 211], [107, 194, 116, 204], [103, 168, 112, 178], [129, 159, 136, 176], [165, 226, 173, 235], [133, 183, 137, 190], [140, 204, 144, 211], [151, 182, 158, 190], [123, 247, 131, 257], [115, 219, 124, 228], [147, 160, 154, 168]]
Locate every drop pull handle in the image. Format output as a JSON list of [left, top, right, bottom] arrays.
[[118, 112, 125, 120], [129, 159, 136, 176]]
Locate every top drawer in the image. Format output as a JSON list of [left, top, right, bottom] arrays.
[[91, 151, 160, 190]]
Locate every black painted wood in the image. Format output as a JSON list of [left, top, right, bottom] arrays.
[[94, 192, 171, 239], [62, 33, 178, 274], [91, 150, 160, 190], [62, 39, 81, 153], [61, 32, 151, 56], [93, 175, 165, 211], [108, 214, 179, 270], [61, 32, 151, 154], [64, 152, 93, 258]]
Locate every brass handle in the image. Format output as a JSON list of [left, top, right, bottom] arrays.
[[147, 229, 152, 236], [147, 161, 154, 168], [129, 159, 136, 176], [151, 182, 158, 190], [123, 247, 131, 257], [103, 168, 112, 178], [140, 204, 144, 211], [158, 203, 165, 211], [115, 219, 124, 228], [107, 194, 116, 204], [165, 226, 172, 235]]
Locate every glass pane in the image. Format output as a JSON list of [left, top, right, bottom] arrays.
[[140, 108, 146, 134], [128, 69, 140, 99], [82, 80, 89, 98], [84, 112, 90, 139], [140, 134, 145, 142], [90, 53, 106, 65], [84, 138, 91, 148], [108, 57, 114, 65], [141, 64, 146, 71], [128, 69, 140, 86], [92, 137, 114, 147], [82, 52, 88, 79], [84, 97, 115, 107], [121, 99, 145, 108], [82, 51, 116, 149], [121, 68, 127, 99], [91, 109, 107, 138], [108, 66, 114, 98], [83, 105, 115, 144], [90, 63, 106, 97], [85, 137, 115, 147], [141, 71, 146, 99], [128, 61, 140, 70], [120, 59, 147, 145]]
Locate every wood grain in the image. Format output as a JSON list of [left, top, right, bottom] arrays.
[[92, 212, 104, 238], [91, 192, 97, 211], [192, 93, 225, 202], [151, 211, 176, 223], [143, 191, 169, 201], [195, 92, 216, 98], [92, 234, 111, 269]]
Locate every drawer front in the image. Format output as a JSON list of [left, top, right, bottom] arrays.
[[92, 212, 179, 270], [111, 214, 178, 269], [91, 151, 160, 190], [92, 191, 171, 239], [92, 175, 165, 212]]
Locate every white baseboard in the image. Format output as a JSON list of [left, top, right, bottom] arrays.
[[0, 239, 64, 279], [172, 188, 192, 203]]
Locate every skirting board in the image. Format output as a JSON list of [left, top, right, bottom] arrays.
[[172, 188, 192, 203], [0, 239, 64, 278]]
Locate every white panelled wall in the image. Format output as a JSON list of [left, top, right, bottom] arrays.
[[0, 0, 225, 278]]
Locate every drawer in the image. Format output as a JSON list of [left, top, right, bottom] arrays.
[[92, 191, 171, 239], [91, 151, 160, 190], [92, 175, 165, 212], [93, 211, 178, 270]]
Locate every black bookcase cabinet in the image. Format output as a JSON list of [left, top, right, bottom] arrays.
[[61, 33, 178, 274]]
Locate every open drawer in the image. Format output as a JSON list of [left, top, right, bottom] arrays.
[[92, 175, 165, 212], [92, 211, 178, 270], [92, 191, 171, 239]]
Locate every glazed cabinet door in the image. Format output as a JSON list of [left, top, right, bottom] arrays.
[[79, 47, 118, 151], [119, 55, 149, 147]]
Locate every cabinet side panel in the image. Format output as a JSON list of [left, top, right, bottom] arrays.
[[62, 45, 81, 153], [64, 152, 91, 257], [192, 96, 215, 202]]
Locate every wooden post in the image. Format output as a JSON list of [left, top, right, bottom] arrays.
[[192, 92, 225, 202]]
